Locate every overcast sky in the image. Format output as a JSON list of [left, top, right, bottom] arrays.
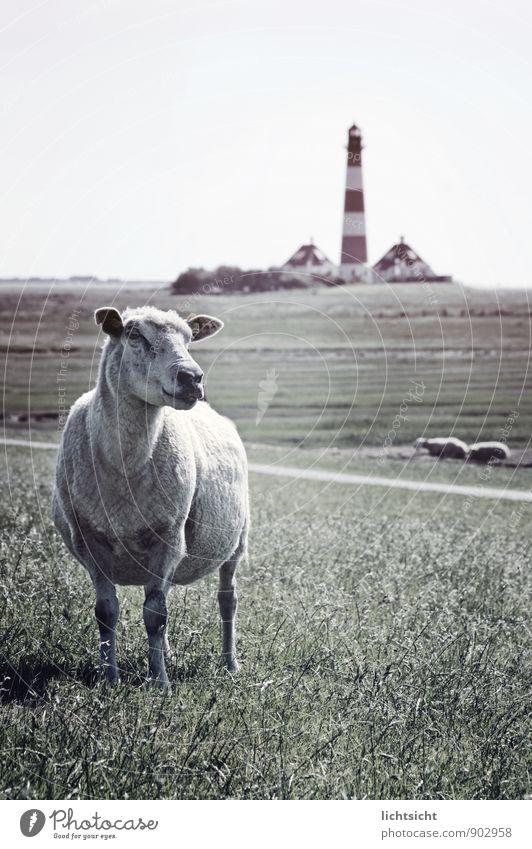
[[0, 0, 530, 286]]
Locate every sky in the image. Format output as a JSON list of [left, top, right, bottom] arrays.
[[0, 0, 531, 287]]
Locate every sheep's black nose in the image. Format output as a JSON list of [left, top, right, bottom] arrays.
[[179, 366, 203, 386]]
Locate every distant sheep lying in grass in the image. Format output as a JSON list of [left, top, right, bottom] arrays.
[[415, 437, 511, 464], [468, 441, 511, 463], [414, 437, 469, 459], [53, 306, 249, 686]]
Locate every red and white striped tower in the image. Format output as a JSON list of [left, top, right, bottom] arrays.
[[340, 123, 368, 280]]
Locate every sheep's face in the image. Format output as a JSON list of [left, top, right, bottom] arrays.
[[95, 306, 223, 410]]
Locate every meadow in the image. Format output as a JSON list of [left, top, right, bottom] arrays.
[[0, 444, 530, 799], [0, 280, 531, 800], [1, 280, 532, 447]]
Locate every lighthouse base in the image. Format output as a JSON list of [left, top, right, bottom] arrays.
[[339, 264, 374, 284]]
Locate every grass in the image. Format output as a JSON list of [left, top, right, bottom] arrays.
[[1, 281, 532, 447], [1, 281, 531, 800], [1, 446, 530, 800]]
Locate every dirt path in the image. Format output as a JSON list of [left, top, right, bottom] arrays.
[[3, 437, 531, 504], [248, 462, 532, 503]]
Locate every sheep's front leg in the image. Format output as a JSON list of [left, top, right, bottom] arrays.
[[94, 579, 119, 683], [143, 582, 170, 687], [218, 557, 239, 673]]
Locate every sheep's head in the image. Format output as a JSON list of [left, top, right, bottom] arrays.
[[95, 305, 223, 410]]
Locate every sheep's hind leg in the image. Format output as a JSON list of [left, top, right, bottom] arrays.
[[143, 581, 170, 687], [94, 579, 119, 683], [218, 553, 240, 673]]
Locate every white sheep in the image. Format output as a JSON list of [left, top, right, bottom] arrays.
[[53, 306, 249, 686], [414, 436, 470, 459], [468, 441, 510, 463]]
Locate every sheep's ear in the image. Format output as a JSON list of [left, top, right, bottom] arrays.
[[94, 307, 123, 337], [187, 314, 224, 342]]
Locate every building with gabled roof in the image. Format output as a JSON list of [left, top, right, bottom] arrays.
[[372, 237, 452, 283], [281, 241, 336, 275]]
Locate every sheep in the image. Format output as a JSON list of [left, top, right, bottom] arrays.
[[414, 436, 469, 459], [468, 441, 510, 463], [53, 306, 249, 687]]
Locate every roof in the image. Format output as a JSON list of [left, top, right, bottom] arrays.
[[283, 243, 332, 269], [372, 237, 436, 279]]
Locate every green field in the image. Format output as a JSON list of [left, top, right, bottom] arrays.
[[1, 281, 531, 800], [1, 281, 532, 448], [0, 444, 531, 800]]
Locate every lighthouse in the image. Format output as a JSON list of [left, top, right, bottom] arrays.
[[340, 123, 368, 280]]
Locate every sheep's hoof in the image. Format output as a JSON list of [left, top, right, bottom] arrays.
[[98, 668, 120, 686], [146, 675, 171, 690], [222, 658, 240, 674], [97, 679, 120, 691]]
